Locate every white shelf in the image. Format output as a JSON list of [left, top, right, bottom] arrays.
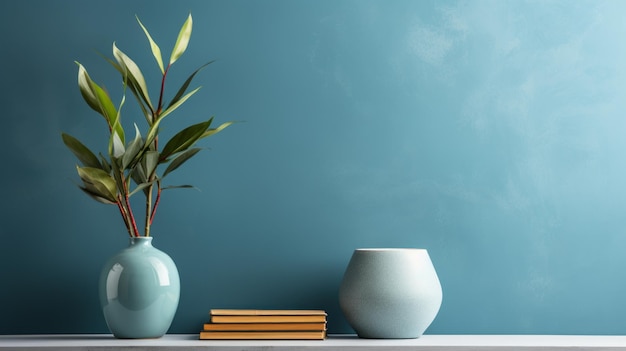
[[2, 334, 626, 350]]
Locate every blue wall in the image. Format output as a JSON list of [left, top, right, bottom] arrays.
[[1, 0, 626, 335]]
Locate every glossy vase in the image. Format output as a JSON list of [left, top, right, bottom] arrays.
[[339, 248, 442, 339], [99, 237, 180, 339]]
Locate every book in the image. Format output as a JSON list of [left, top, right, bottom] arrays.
[[199, 330, 326, 340], [210, 309, 327, 316], [203, 322, 327, 331], [210, 315, 327, 323], [209, 309, 327, 324]]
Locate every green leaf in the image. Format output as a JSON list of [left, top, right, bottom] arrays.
[[160, 119, 212, 161], [111, 130, 125, 158], [170, 13, 192, 65], [90, 78, 118, 125], [76, 63, 100, 113], [132, 88, 153, 124], [109, 155, 124, 193], [143, 151, 160, 177], [123, 77, 152, 124], [159, 86, 201, 120], [130, 161, 147, 185], [130, 150, 159, 187], [99, 51, 122, 71], [163, 148, 201, 177], [111, 92, 126, 149], [129, 181, 156, 197], [99, 153, 112, 174], [78, 186, 118, 205], [136, 16, 165, 74], [101, 52, 153, 123], [113, 43, 153, 112], [167, 61, 213, 109], [162, 184, 197, 190], [144, 87, 200, 147], [201, 121, 235, 139], [61, 133, 101, 169], [76, 62, 120, 135], [76, 166, 118, 202], [122, 124, 144, 169]]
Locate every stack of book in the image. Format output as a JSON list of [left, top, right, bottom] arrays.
[[199, 309, 327, 340]]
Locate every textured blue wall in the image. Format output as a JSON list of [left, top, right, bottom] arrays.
[[1, 0, 626, 335]]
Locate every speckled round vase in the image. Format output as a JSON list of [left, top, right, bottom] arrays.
[[339, 248, 442, 339], [99, 237, 180, 339]]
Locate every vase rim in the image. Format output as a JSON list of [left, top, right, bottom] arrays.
[[355, 248, 427, 252], [129, 236, 153, 242]]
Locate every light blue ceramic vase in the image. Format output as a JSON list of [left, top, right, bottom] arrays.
[[99, 237, 180, 339], [339, 248, 442, 339]]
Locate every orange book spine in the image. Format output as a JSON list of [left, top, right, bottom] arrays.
[[202, 322, 327, 331], [199, 330, 326, 340]]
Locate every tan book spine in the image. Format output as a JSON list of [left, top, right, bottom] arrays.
[[210, 309, 327, 316], [210, 314, 327, 323]]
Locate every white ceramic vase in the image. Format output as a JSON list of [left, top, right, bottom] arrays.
[[339, 248, 442, 338]]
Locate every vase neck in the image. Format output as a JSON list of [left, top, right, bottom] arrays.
[[129, 237, 153, 247]]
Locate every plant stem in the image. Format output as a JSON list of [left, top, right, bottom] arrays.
[[116, 199, 133, 237], [143, 66, 169, 235], [156, 65, 170, 116], [125, 195, 140, 237], [119, 171, 140, 236], [150, 181, 162, 226], [145, 182, 153, 237]]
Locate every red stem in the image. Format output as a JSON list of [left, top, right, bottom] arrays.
[[125, 197, 140, 237], [149, 183, 162, 226], [119, 174, 140, 237], [156, 65, 170, 116], [116, 200, 133, 237]]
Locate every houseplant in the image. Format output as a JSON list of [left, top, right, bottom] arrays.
[[61, 14, 232, 338]]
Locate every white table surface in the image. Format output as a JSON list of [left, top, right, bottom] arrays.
[[2, 334, 626, 350]]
